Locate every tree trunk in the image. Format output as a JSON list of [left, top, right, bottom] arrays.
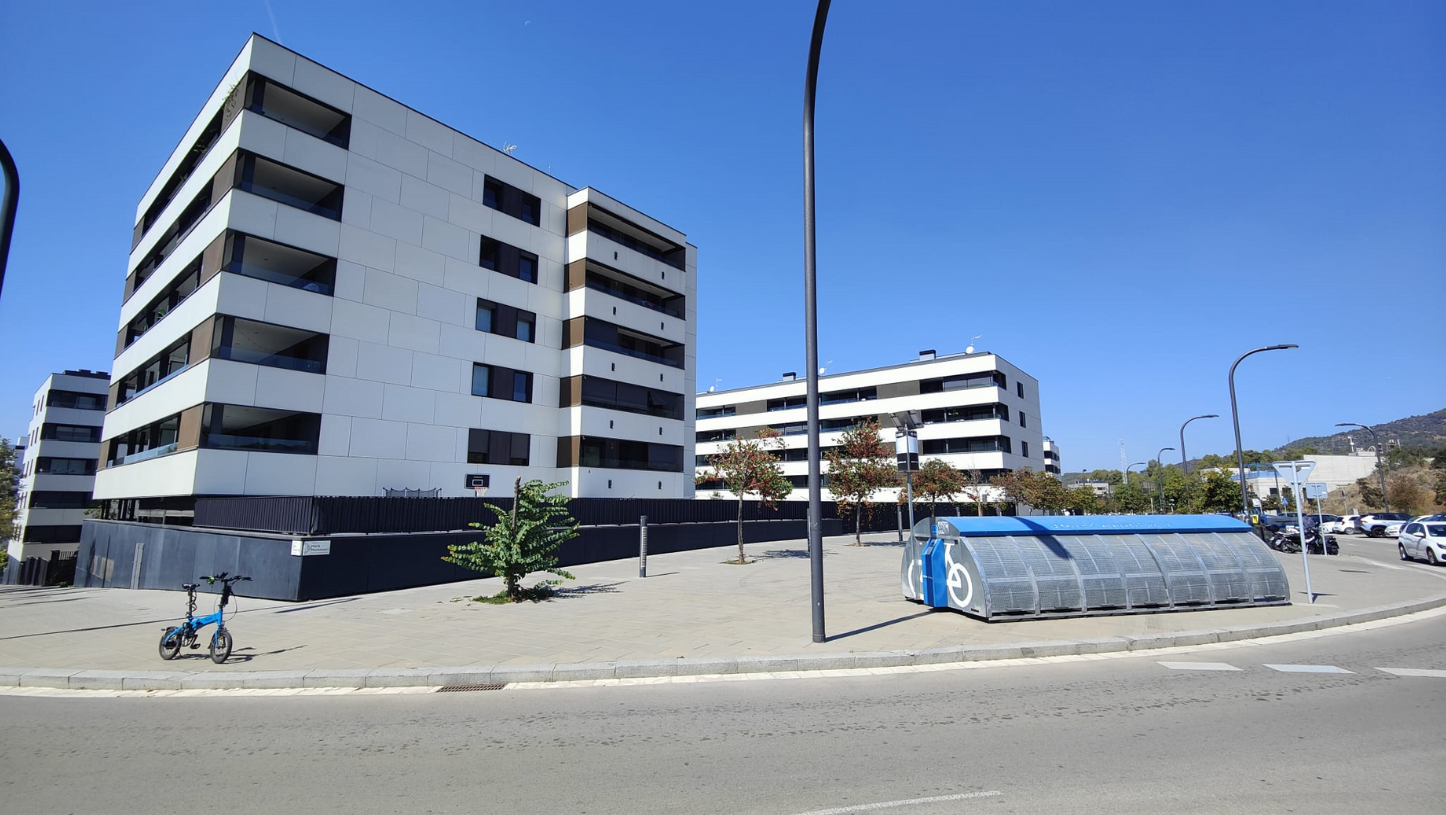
[[736, 494, 745, 563], [508, 477, 523, 600], [854, 502, 862, 545]]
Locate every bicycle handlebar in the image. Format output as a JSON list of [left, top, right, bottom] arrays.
[[200, 573, 251, 584]]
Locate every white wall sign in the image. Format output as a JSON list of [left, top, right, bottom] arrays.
[[291, 540, 332, 556]]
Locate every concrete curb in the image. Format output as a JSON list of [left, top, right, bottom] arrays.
[[6, 592, 1446, 692]]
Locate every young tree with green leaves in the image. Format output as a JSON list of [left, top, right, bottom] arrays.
[[0, 438, 19, 550], [825, 418, 898, 545], [1065, 485, 1100, 515], [442, 478, 578, 602], [912, 459, 968, 520], [1198, 469, 1240, 513], [696, 427, 791, 564]]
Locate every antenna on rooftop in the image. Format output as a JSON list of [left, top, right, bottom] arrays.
[[819, 359, 832, 375], [965, 335, 981, 354], [503, 143, 518, 155], [708, 377, 721, 393]]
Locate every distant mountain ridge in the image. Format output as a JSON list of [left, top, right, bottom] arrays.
[[1276, 408, 1446, 455]]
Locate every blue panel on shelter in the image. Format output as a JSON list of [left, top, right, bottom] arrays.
[[933, 514, 1250, 537]]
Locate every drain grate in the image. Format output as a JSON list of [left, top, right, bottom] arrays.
[[438, 683, 507, 692]]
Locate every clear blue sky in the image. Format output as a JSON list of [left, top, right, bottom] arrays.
[[1, 1, 1441, 471]]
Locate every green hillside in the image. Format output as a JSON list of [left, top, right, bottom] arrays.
[[1277, 408, 1446, 455]]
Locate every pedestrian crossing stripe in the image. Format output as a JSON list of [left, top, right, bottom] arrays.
[[1264, 664, 1354, 674], [1377, 668, 1446, 678], [1157, 661, 1241, 671]]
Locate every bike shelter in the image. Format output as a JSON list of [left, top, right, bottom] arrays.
[[902, 515, 1290, 620]]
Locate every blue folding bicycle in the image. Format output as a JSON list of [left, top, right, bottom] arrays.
[[158, 572, 250, 664]]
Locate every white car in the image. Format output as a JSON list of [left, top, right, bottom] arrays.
[[1329, 515, 1360, 535], [1386, 514, 1440, 538], [1399, 519, 1446, 565]]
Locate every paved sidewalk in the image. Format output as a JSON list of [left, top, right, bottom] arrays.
[[3, 532, 1444, 690]]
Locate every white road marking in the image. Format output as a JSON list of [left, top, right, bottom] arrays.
[[1376, 668, 1446, 678], [790, 790, 1004, 814], [1264, 664, 1354, 674], [1158, 661, 1242, 671]]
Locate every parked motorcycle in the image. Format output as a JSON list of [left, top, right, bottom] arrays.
[[1268, 528, 1337, 555]]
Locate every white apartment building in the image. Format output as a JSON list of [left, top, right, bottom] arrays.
[[695, 350, 1045, 502], [1042, 437, 1061, 475], [5, 370, 108, 583], [95, 35, 696, 515]]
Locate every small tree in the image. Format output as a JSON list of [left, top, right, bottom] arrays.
[[826, 418, 899, 544], [696, 428, 791, 564], [1198, 469, 1239, 513], [961, 468, 989, 515], [913, 459, 968, 520], [443, 478, 577, 602], [1065, 485, 1099, 515]]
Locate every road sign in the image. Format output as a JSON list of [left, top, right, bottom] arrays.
[[1304, 482, 1328, 500]]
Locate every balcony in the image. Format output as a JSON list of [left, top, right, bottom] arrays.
[[202, 404, 320, 455], [210, 316, 328, 374]]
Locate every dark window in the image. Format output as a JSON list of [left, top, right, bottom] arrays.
[[1017, 382, 1025, 399], [580, 318, 683, 368], [239, 73, 351, 147], [517, 252, 537, 283], [47, 390, 107, 411], [821, 387, 876, 406], [583, 207, 685, 270], [479, 237, 499, 270], [475, 299, 536, 343], [920, 370, 1008, 394], [920, 404, 1009, 424], [1020, 412, 1027, 428], [41, 424, 102, 444], [134, 110, 223, 248], [481, 175, 541, 226], [578, 437, 683, 472], [767, 396, 807, 412], [29, 491, 96, 509], [125, 258, 204, 348], [36, 457, 98, 475], [696, 429, 736, 443], [467, 428, 530, 466], [921, 435, 1013, 455], [472, 363, 531, 403], [581, 261, 685, 317], [579, 376, 682, 420], [117, 336, 192, 405], [1022, 440, 1030, 457], [105, 414, 181, 466], [130, 187, 212, 295], [697, 406, 735, 419], [201, 404, 320, 455]]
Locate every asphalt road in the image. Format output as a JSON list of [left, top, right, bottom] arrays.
[[4, 598, 1445, 814]]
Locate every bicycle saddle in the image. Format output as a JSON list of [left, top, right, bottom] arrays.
[[181, 583, 198, 590]]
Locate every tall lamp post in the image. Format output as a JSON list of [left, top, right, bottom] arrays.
[[1229, 344, 1298, 517], [1336, 422, 1389, 512], [1179, 414, 1218, 512], [802, 0, 832, 643], [1155, 446, 1175, 513], [1126, 461, 1146, 512]]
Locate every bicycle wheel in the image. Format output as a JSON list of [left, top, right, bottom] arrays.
[[210, 627, 233, 664], [159, 627, 183, 661]]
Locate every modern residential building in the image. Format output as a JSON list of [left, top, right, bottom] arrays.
[[1042, 437, 1061, 475], [695, 350, 1045, 502], [4, 370, 108, 584], [94, 34, 696, 520]]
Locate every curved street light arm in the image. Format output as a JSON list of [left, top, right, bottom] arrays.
[[1336, 422, 1388, 512], [1230, 345, 1298, 517]]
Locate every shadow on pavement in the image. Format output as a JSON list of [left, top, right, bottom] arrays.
[[551, 581, 626, 600], [826, 608, 937, 642]]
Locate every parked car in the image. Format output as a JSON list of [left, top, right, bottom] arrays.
[[1359, 512, 1413, 537], [1388, 514, 1446, 538], [1399, 520, 1446, 565], [1331, 514, 1361, 534]]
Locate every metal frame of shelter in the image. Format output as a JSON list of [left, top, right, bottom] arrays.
[[902, 515, 1291, 621]]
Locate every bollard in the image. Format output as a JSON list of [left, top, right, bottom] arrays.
[[639, 515, 648, 578]]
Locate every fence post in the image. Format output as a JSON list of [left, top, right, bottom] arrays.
[[639, 515, 648, 578]]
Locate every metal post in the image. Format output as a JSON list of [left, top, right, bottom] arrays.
[[905, 471, 915, 538], [638, 515, 648, 578], [1336, 423, 1388, 512], [802, 0, 831, 643], [895, 500, 903, 543], [0, 137, 19, 306], [1179, 414, 1218, 511], [1156, 446, 1174, 513], [1229, 345, 1298, 518]]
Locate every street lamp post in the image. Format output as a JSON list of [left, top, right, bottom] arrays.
[[1126, 461, 1146, 512], [1156, 446, 1175, 513], [1229, 345, 1298, 517], [1336, 422, 1389, 512], [1179, 414, 1218, 512], [802, 0, 832, 644]]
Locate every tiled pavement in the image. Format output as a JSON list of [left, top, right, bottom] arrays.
[[2, 532, 1444, 687]]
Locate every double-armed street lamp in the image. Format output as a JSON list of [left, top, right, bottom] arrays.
[[1229, 345, 1298, 517], [1335, 422, 1389, 512]]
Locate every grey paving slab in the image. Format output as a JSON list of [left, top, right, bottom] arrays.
[[0, 534, 1443, 689]]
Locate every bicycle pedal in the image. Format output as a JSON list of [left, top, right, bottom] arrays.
[[189, 643, 201, 649]]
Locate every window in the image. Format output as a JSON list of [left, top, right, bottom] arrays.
[[47, 390, 107, 411], [821, 387, 876, 405], [105, 414, 181, 466], [481, 175, 541, 226], [223, 232, 336, 295], [696, 429, 736, 443], [36, 457, 97, 476], [479, 237, 499, 271], [475, 299, 536, 343], [517, 252, 537, 283], [237, 152, 344, 220], [41, 424, 102, 444], [920, 404, 1009, 424], [577, 318, 683, 368], [921, 435, 1013, 455], [1017, 382, 1025, 398], [29, 491, 96, 509], [767, 396, 807, 412], [1022, 441, 1030, 457], [578, 261, 686, 317], [210, 315, 329, 374], [468, 429, 530, 466], [202, 404, 321, 455], [921, 371, 1008, 394], [578, 376, 683, 420], [117, 336, 192, 405], [1020, 412, 1027, 428], [697, 406, 735, 419], [472, 364, 532, 403], [576, 437, 684, 472]]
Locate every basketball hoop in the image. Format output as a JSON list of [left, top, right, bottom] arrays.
[[472, 486, 488, 498]]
